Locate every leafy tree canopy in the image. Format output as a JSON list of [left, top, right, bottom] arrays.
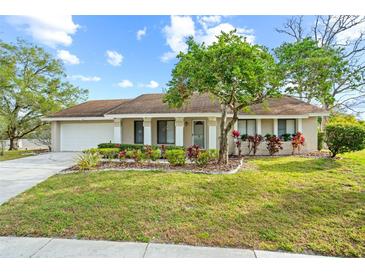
[[0, 39, 88, 149], [164, 30, 282, 163], [275, 38, 348, 109]]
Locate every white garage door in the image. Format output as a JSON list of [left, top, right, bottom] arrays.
[[60, 122, 114, 151]]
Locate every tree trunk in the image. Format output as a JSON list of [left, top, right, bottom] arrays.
[[9, 137, 19, 150], [218, 105, 228, 164], [218, 106, 239, 165]]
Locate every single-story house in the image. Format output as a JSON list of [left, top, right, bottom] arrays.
[[43, 93, 328, 155]]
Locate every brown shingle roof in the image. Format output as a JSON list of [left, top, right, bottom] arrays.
[[107, 93, 221, 114], [49, 93, 327, 118], [107, 93, 326, 115], [49, 99, 130, 117]]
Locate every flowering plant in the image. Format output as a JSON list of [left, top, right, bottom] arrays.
[[291, 132, 305, 154], [265, 135, 283, 156], [118, 150, 126, 160], [186, 144, 200, 162], [232, 130, 242, 157], [247, 134, 263, 155]]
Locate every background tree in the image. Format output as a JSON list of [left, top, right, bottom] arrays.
[[164, 31, 281, 164], [276, 16, 365, 115], [0, 40, 88, 150], [275, 38, 347, 109], [28, 124, 52, 151]]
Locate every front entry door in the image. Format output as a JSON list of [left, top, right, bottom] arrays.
[[193, 121, 205, 148]]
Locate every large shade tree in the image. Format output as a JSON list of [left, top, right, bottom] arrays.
[[276, 16, 365, 115], [0, 40, 88, 150], [275, 38, 347, 109], [164, 31, 281, 164]]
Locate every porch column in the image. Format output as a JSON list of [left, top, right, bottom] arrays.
[[175, 118, 184, 147], [273, 118, 278, 136], [256, 119, 262, 135], [297, 118, 303, 133], [143, 117, 152, 145], [113, 118, 122, 143], [51, 121, 60, 152], [208, 117, 217, 149]]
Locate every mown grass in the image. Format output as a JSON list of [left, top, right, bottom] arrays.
[[0, 150, 364, 257], [0, 150, 34, 161]]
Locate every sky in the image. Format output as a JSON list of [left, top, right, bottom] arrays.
[[1, 14, 364, 118], [0, 15, 302, 100]]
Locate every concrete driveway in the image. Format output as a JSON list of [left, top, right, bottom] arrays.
[[0, 152, 78, 204]]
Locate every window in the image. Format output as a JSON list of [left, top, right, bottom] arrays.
[[157, 120, 175, 144], [134, 121, 144, 144], [278, 119, 296, 137], [237, 119, 256, 136]]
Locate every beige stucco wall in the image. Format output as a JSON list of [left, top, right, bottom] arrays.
[[227, 117, 318, 156], [52, 115, 319, 154], [120, 117, 219, 149]]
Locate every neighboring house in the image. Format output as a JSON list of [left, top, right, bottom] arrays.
[[3, 139, 49, 151], [43, 93, 328, 155]]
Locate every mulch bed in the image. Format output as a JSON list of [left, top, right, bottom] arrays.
[[64, 157, 243, 174], [300, 151, 339, 159]]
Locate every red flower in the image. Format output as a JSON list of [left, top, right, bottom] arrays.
[[115, 144, 121, 148], [232, 130, 240, 138]]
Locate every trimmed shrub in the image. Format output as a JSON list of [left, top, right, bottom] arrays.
[[196, 151, 211, 166], [144, 145, 161, 161], [118, 150, 126, 160], [325, 123, 365, 157], [77, 152, 101, 170], [97, 143, 121, 149], [208, 149, 219, 160], [97, 148, 120, 159], [166, 149, 186, 166], [281, 133, 292, 141], [317, 131, 325, 151]]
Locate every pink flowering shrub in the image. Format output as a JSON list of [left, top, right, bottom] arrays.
[[265, 135, 283, 156], [232, 130, 242, 157]]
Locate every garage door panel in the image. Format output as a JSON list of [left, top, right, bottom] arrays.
[[60, 122, 114, 151]]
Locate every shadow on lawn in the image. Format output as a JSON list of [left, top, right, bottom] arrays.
[[257, 157, 341, 173]]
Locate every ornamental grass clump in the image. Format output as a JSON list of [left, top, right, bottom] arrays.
[[166, 149, 186, 166], [77, 151, 101, 170]]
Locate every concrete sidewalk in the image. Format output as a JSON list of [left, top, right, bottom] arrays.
[[0, 237, 323, 258]]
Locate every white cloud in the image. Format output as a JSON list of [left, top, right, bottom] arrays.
[[7, 15, 79, 47], [161, 16, 195, 62], [335, 21, 365, 43], [70, 75, 101, 82], [57, 50, 80, 65], [137, 27, 147, 40], [161, 16, 255, 62], [141, 80, 159, 89], [197, 23, 255, 45], [198, 16, 222, 29], [106, 50, 123, 66], [117, 80, 133, 88]]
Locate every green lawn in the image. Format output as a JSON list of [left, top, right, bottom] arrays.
[[0, 150, 364, 257], [0, 150, 35, 161]]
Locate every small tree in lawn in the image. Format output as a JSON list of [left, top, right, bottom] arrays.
[[164, 30, 281, 164]]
